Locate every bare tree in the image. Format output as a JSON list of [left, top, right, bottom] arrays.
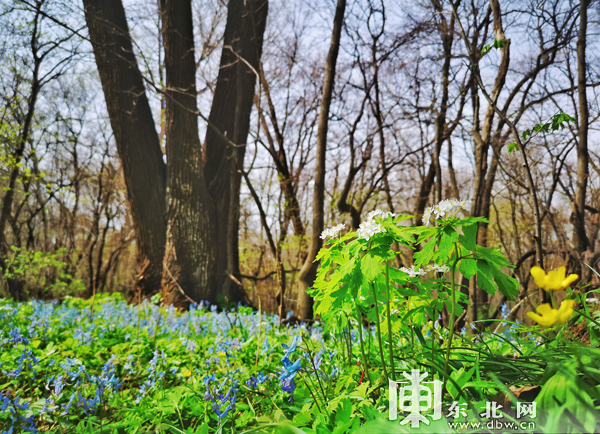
[[296, 0, 347, 320]]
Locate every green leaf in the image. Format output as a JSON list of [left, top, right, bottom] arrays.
[[412, 226, 438, 244], [551, 113, 575, 131], [534, 122, 550, 133], [360, 252, 383, 282], [414, 237, 436, 268], [448, 367, 475, 399], [436, 226, 458, 263], [458, 223, 477, 252], [292, 411, 313, 426], [476, 246, 511, 268], [459, 258, 477, 279], [476, 260, 497, 295], [387, 267, 408, 285], [507, 142, 519, 153], [493, 39, 508, 49], [475, 259, 519, 300], [334, 398, 352, 425], [456, 216, 488, 227], [490, 266, 519, 300]]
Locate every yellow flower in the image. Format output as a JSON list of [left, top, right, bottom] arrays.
[[530, 266, 578, 291], [182, 369, 192, 377], [526, 299, 575, 327]]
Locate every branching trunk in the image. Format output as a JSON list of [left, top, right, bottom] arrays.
[[203, 0, 269, 303], [83, 0, 167, 297], [160, 0, 217, 303]]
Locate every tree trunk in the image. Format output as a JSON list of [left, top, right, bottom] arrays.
[[160, 0, 218, 303], [467, 0, 510, 323], [203, 0, 268, 303], [574, 0, 590, 253], [82, 0, 167, 297], [296, 0, 346, 320], [414, 0, 457, 222]]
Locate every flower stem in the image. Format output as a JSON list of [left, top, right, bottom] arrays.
[[443, 244, 459, 392], [372, 282, 389, 382], [385, 261, 396, 382], [355, 301, 372, 385], [431, 307, 437, 372]]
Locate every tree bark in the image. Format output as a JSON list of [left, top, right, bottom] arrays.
[[574, 0, 590, 253], [82, 0, 167, 297], [160, 0, 218, 303], [203, 0, 269, 303], [296, 0, 346, 320]]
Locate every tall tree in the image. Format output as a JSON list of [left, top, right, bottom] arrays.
[[82, 0, 167, 298], [296, 0, 346, 320], [85, 0, 268, 304], [160, 0, 218, 302], [203, 0, 269, 302], [574, 0, 590, 254]]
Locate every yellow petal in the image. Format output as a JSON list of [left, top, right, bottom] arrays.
[[560, 274, 579, 290], [557, 299, 575, 323], [530, 266, 578, 291], [546, 267, 567, 291], [527, 311, 557, 327], [535, 303, 555, 317], [530, 266, 548, 289]]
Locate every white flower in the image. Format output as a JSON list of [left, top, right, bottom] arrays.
[[422, 198, 468, 225], [422, 208, 432, 226], [366, 209, 396, 221], [320, 223, 346, 240], [426, 263, 450, 273], [356, 220, 386, 241], [400, 266, 426, 278]]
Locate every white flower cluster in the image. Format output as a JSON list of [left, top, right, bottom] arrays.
[[355, 209, 395, 241], [356, 220, 386, 241], [422, 198, 467, 226], [400, 263, 450, 278], [366, 209, 396, 220], [320, 223, 346, 240], [400, 266, 426, 278], [425, 263, 450, 273]]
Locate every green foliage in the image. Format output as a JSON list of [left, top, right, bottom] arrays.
[[0, 211, 599, 433], [509, 112, 576, 153], [311, 211, 516, 322], [481, 39, 508, 56], [1, 247, 85, 298]]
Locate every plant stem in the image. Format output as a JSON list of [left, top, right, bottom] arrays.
[[302, 334, 328, 402], [355, 301, 372, 384], [297, 372, 323, 414], [255, 298, 262, 368], [371, 282, 388, 382], [431, 307, 437, 373], [346, 314, 353, 364], [443, 245, 459, 391], [385, 261, 396, 382]]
